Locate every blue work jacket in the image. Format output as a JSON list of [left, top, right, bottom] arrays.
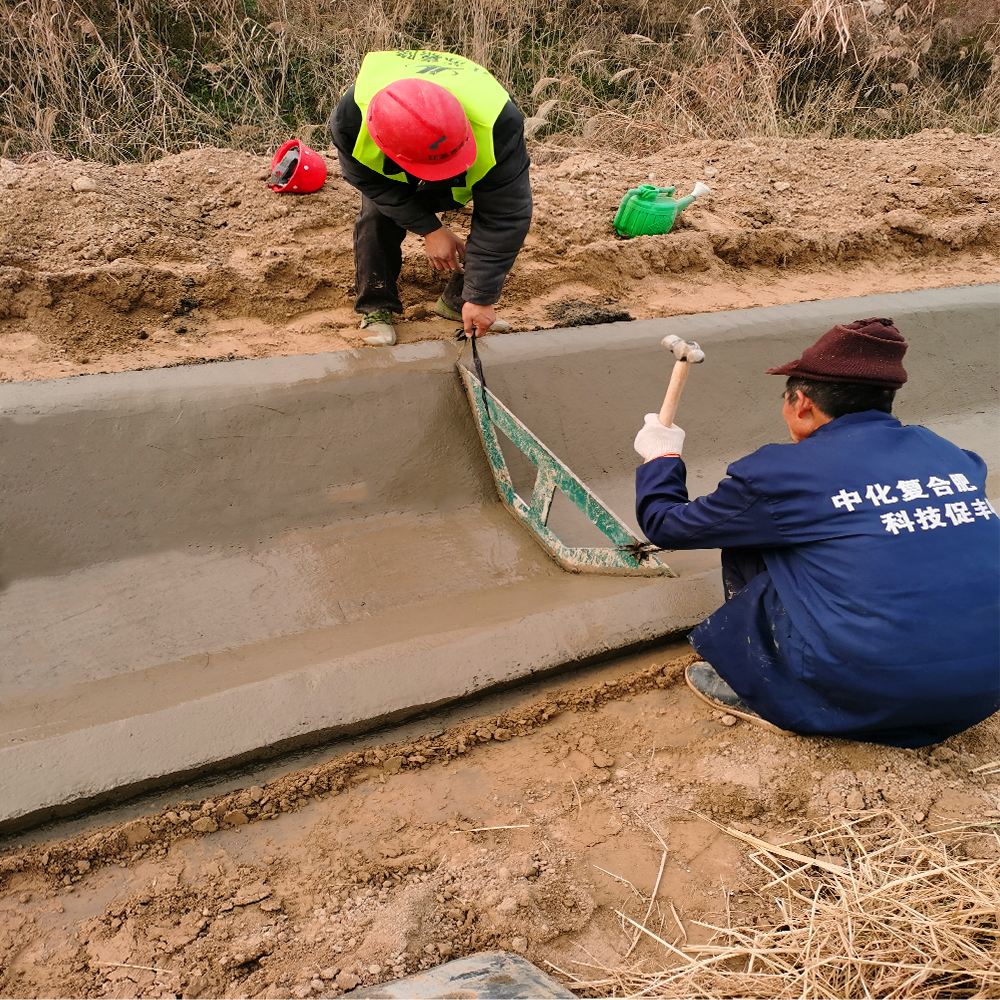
[[636, 410, 1000, 747]]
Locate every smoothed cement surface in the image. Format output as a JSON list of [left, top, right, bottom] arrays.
[[1, 284, 997, 830]]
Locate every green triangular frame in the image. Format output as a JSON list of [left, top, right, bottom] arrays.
[[458, 364, 671, 577]]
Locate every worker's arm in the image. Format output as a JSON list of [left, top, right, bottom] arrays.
[[461, 103, 533, 305], [328, 87, 443, 235], [636, 456, 789, 550]]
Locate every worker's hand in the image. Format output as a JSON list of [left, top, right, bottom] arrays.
[[462, 302, 496, 338], [634, 413, 685, 461], [424, 227, 466, 272]]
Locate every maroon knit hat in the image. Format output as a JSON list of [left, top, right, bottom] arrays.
[[765, 317, 908, 388]]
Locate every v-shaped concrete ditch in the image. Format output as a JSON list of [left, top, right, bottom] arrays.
[[1, 285, 996, 831]]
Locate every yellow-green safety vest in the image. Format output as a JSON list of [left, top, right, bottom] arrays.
[[352, 50, 510, 206]]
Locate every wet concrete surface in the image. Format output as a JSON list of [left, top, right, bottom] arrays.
[[1, 284, 996, 831], [0, 639, 692, 850]]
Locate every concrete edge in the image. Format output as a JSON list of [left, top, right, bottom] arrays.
[[2, 283, 994, 407], [476, 282, 1000, 362], [0, 571, 717, 832]]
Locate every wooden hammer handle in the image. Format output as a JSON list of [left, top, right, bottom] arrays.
[[658, 360, 690, 427]]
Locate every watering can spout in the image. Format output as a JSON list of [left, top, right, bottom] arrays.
[[674, 181, 712, 212]]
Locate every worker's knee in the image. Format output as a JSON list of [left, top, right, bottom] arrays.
[[355, 196, 405, 237]]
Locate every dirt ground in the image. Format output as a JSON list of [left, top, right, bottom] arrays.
[[1, 645, 998, 999], [0, 129, 997, 381]]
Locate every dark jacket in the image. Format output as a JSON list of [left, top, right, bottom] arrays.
[[329, 85, 532, 305], [636, 410, 1000, 747]]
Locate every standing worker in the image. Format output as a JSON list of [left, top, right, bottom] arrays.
[[633, 318, 1000, 747], [329, 50, 532, 346]]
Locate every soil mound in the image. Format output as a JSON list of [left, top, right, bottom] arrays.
[[0, 130, 997, 381]]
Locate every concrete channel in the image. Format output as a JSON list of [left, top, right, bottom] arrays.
[[1, 284, 997, 832]]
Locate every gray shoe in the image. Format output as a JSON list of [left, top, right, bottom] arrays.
[[361, 309, 396, 346], [685, 661, 789, 733]]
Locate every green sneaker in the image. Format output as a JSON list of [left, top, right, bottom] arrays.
[[433, 297, 513, 332], [360, 309, 396, 347], [433, 296, 462, 321]]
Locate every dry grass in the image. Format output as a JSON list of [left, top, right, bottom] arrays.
[[555, 813, 1000, 999], [0, 0, 997, 162]]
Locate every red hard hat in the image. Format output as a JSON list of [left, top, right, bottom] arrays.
[[268, 139, 328, 194], [367, 79, 476, 182]]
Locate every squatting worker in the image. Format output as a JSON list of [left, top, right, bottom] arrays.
[[329, 49, 532, 346], [633, 318, 1000, 748]]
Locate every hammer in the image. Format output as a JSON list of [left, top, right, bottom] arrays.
[[658, 334, 705, 427]]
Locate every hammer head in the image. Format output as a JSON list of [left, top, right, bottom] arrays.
[[662, 334, 705, 363]]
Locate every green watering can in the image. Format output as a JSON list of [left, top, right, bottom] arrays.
[[613, 181, 712, 237]]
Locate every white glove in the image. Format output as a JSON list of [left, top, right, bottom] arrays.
[[634, 413, 685, 461]]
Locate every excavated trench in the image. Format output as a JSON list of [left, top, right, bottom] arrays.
[[1, 285, 996, 832]]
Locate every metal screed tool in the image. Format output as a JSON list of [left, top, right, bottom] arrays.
[[458, 363, 671, 576]]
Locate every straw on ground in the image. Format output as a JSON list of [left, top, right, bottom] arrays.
[[557, 812, 1000, 999]]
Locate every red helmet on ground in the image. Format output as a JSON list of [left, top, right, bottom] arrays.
[[268, 139, 327, 194], [366, 78, 476, 182]]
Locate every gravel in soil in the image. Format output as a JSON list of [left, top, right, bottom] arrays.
[[0, 129, 997, 381], [1, 646, 998, 999]]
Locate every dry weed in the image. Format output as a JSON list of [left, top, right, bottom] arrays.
[[0, 0, 997, 161], [554, 813, 1000, 999], [790, 0, 870, 57]]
